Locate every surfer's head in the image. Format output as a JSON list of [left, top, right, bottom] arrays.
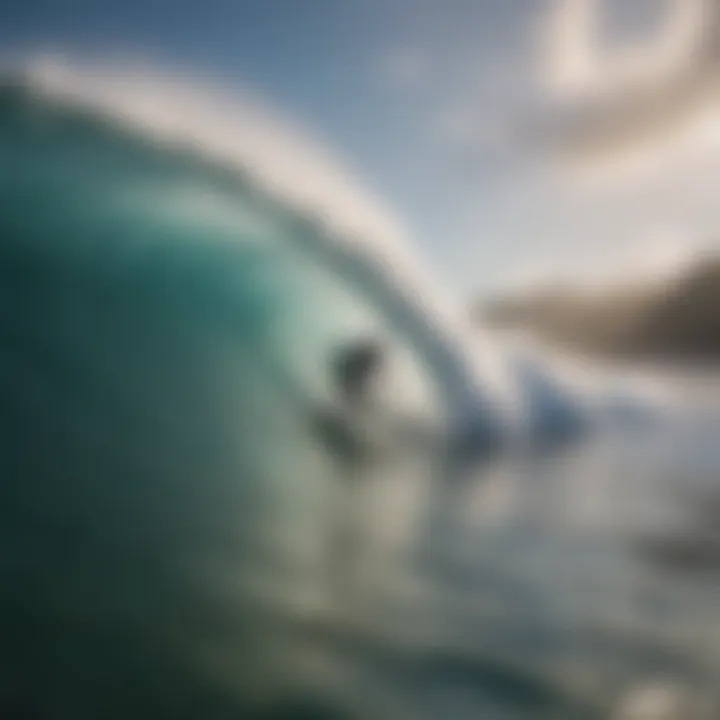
[[331, 338, 384, 406]]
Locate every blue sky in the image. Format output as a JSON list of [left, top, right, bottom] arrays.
[[4, 0, 720, 297]]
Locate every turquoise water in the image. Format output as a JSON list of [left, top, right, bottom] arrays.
[[1, 77, 720, 719]]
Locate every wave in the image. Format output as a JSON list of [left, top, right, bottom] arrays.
[[7, 57, 672, 446], [0, 56, 679, 718]]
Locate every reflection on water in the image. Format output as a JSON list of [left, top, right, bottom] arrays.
[[257, 381, 720, 719]]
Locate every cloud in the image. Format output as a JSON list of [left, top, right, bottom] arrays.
[[538, 0, 599, 97], [539, 0, 711, 97], [360, 3, 720, 297], [532, 0, 720, 177], [363, 2, 720, 297]]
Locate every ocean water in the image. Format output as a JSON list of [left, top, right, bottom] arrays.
[[1, 68, 720, 719]]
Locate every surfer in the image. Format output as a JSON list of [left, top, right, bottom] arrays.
[[309, 339, 383, 466], [308, 340, 386, 609]]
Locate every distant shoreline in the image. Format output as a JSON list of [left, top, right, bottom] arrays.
[[476, 256, 720, 364]]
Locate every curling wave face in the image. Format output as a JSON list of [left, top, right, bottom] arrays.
[[0, 62, 679, 719]]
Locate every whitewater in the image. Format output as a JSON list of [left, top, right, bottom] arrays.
[[1, 57, 719, 719]]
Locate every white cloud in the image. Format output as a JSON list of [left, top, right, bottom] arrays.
[[534, 0, 720, 179], [539, 0, 600, 97], [362, 3, 720, 296], [539, 0, 710, 98]]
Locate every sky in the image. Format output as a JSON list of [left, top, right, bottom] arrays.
[[4, 0, 720, 298]]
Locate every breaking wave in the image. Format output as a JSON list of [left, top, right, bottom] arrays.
[[0, 58, 681, 719]]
